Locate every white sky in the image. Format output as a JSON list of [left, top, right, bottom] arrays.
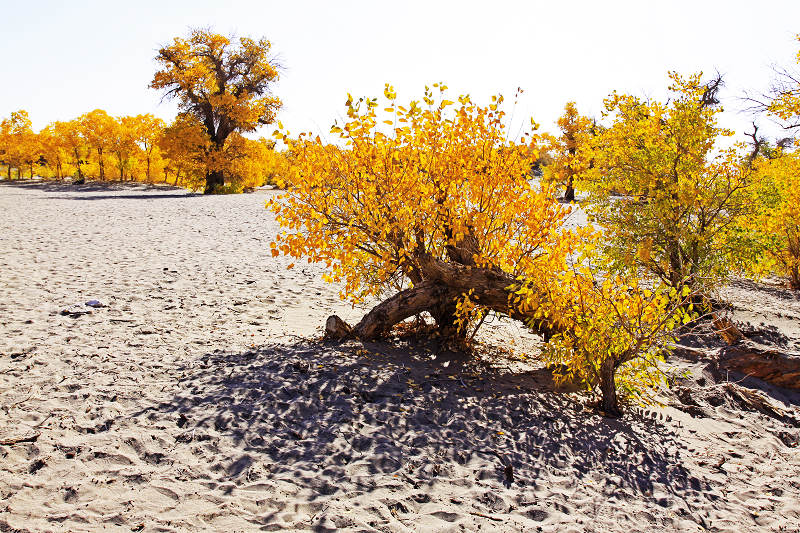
[[1, 0, 798, 143]]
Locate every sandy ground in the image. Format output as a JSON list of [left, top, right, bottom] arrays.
[[0, 180, 799, 532]]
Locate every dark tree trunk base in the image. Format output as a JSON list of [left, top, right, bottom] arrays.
[[599, 359, 622, 418], [429, 299, 465, 341], [323, 259, 560, 344], [204, 170, 225, 194]]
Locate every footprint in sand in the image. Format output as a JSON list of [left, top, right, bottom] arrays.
[[151, 486, 181, 501], [430, 511, 460, 522]]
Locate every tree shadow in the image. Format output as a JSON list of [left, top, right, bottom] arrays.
[[46, 193, 199, 201], [0, 179, 198, 200], [675, 317, 800, 410], [727, 277, 800, 302], [144, 337, 716, 528]]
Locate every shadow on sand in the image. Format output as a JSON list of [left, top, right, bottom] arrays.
[[0, 179, 199, 200], [143, 336, 714, 529]]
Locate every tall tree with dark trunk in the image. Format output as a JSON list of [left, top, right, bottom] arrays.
[[542, 101, 593, 203], [80, 109, 116, 181], [151, 28, 281, 194], [0, 110, 35, 180]]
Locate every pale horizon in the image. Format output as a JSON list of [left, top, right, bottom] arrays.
[[2, 0, 799, 143]]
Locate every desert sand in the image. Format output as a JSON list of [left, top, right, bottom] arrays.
[[1, 180, 799, 532]]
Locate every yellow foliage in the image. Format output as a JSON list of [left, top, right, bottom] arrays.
[[125, 114, 167, 182], [518, 242, 693, 408], [151, 28, 281, 193], [52, 119, 89, 180], [79, 109, 116, 180], [151, 30, 280, 131], [36, 124, 70, 179], [767, 34, 800, 138], [269, 84, 579, 305], [540, 101, 594, 201], [228, 137, 288, 189], [746, 151, 800, 288], [0, 110, 38, 179], [582, 72, 753, 293], [159, 113, 209, 189]]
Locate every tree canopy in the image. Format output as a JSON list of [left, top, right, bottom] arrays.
[[580, 73, 753, 294], [269, 85, 690, 415], [151, 28, 281, 193], [766, 34, 800, 136], [0, 110, 35, 180]]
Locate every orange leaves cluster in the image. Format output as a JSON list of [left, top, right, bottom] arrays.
[[539, 101, 594, 200], [0, 110, 36, 179], [269, 84, 579, 304], [151, 28, 281, 136], [0, 108, 288, 191]]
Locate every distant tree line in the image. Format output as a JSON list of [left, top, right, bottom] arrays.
[[0, 28, 287, 193]]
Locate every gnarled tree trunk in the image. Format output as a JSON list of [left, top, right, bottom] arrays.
[[325, 254, 560, 342], [330, 281, 453, 340]]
